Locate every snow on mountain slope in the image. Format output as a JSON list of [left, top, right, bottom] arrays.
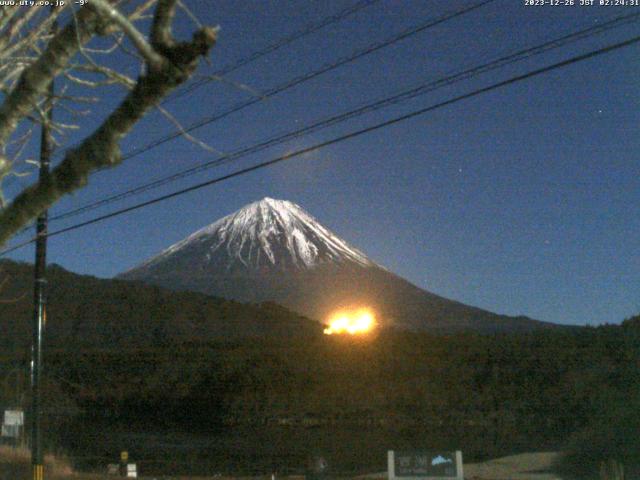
[[120, 197, 558, 334], [127, 197, 375, 275]]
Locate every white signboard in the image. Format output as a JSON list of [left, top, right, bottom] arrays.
[[3, 410, 24, 426], [127, 463, 137, 478], [1, 424, 20, 438], [388, 450, 463, 480]]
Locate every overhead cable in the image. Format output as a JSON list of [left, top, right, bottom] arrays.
[[49, 10, 640, 223], [1, 32, 637, 256]]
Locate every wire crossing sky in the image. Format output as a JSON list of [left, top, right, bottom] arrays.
[[120, 0, 496, 164], [3, 29, 639, 256], [3, 0, 640, 327], [44, 10, 640, 224]]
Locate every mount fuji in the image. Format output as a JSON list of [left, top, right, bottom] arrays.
[[119, 198, 555, 333]]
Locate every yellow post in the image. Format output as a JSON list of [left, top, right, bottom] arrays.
[[32, 464, 44, 480]]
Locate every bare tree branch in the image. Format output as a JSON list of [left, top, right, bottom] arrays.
[[0, 1, 218, 244], [156, 103, 223, 155], [90, 0, 165, 69], [0, 5, 102, 152], [177, 0, 203, 29], [128, 0, 159, 22], [1, 8, 62, 60], [151, 0, 177, 50]]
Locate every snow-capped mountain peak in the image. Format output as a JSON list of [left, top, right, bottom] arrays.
[[119, 198, 553, 334], [129, 198, 375, 275]]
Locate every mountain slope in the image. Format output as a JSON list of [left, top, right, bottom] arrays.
[[120, 198, 557, 333], [129, 197, 374, 275], [0, 259, 322, 348]]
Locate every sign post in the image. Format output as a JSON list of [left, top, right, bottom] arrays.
[[120, 451, 129, 477], [388, 451, 463, 480], [2, 409, 24, 442]]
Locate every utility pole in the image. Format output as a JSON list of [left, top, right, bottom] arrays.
[[31, 85, 52, 480], [31, 18, 55, 480]]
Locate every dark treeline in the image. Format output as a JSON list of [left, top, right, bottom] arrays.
[[0, 259, 638, 477], [0, 260, 322, 349], [2, 321, 637, 477]]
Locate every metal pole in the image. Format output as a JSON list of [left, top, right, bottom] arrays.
[[31, 38, 54, 480]]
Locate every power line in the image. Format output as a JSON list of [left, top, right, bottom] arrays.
[[1, 32, 637, 257], [48, 10, 640, 223], [168, 0, 383, 103], [6, 0, 495, 239], [37, 0, 381, 167], [22, 0, 382, 173], [118, 0, 496, 162], [0, 3, 382, 235], [45, 0, 491, 168]]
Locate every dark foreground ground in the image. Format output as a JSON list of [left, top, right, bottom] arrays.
[[1, 446, 563, 480]]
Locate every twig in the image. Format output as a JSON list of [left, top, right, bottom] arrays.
[[155, 103, 224, 155], [90, 0, 164, 70]]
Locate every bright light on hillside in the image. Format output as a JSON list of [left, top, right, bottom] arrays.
[[323, 308, 376, 335]]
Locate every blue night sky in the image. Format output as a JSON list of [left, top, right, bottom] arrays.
[[3, 0, 639, 326]]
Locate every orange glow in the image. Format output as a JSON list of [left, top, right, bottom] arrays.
[[323, 308, 376, 335]]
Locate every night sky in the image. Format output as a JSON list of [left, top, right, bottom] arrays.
[[3, 0, 639, 326]]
